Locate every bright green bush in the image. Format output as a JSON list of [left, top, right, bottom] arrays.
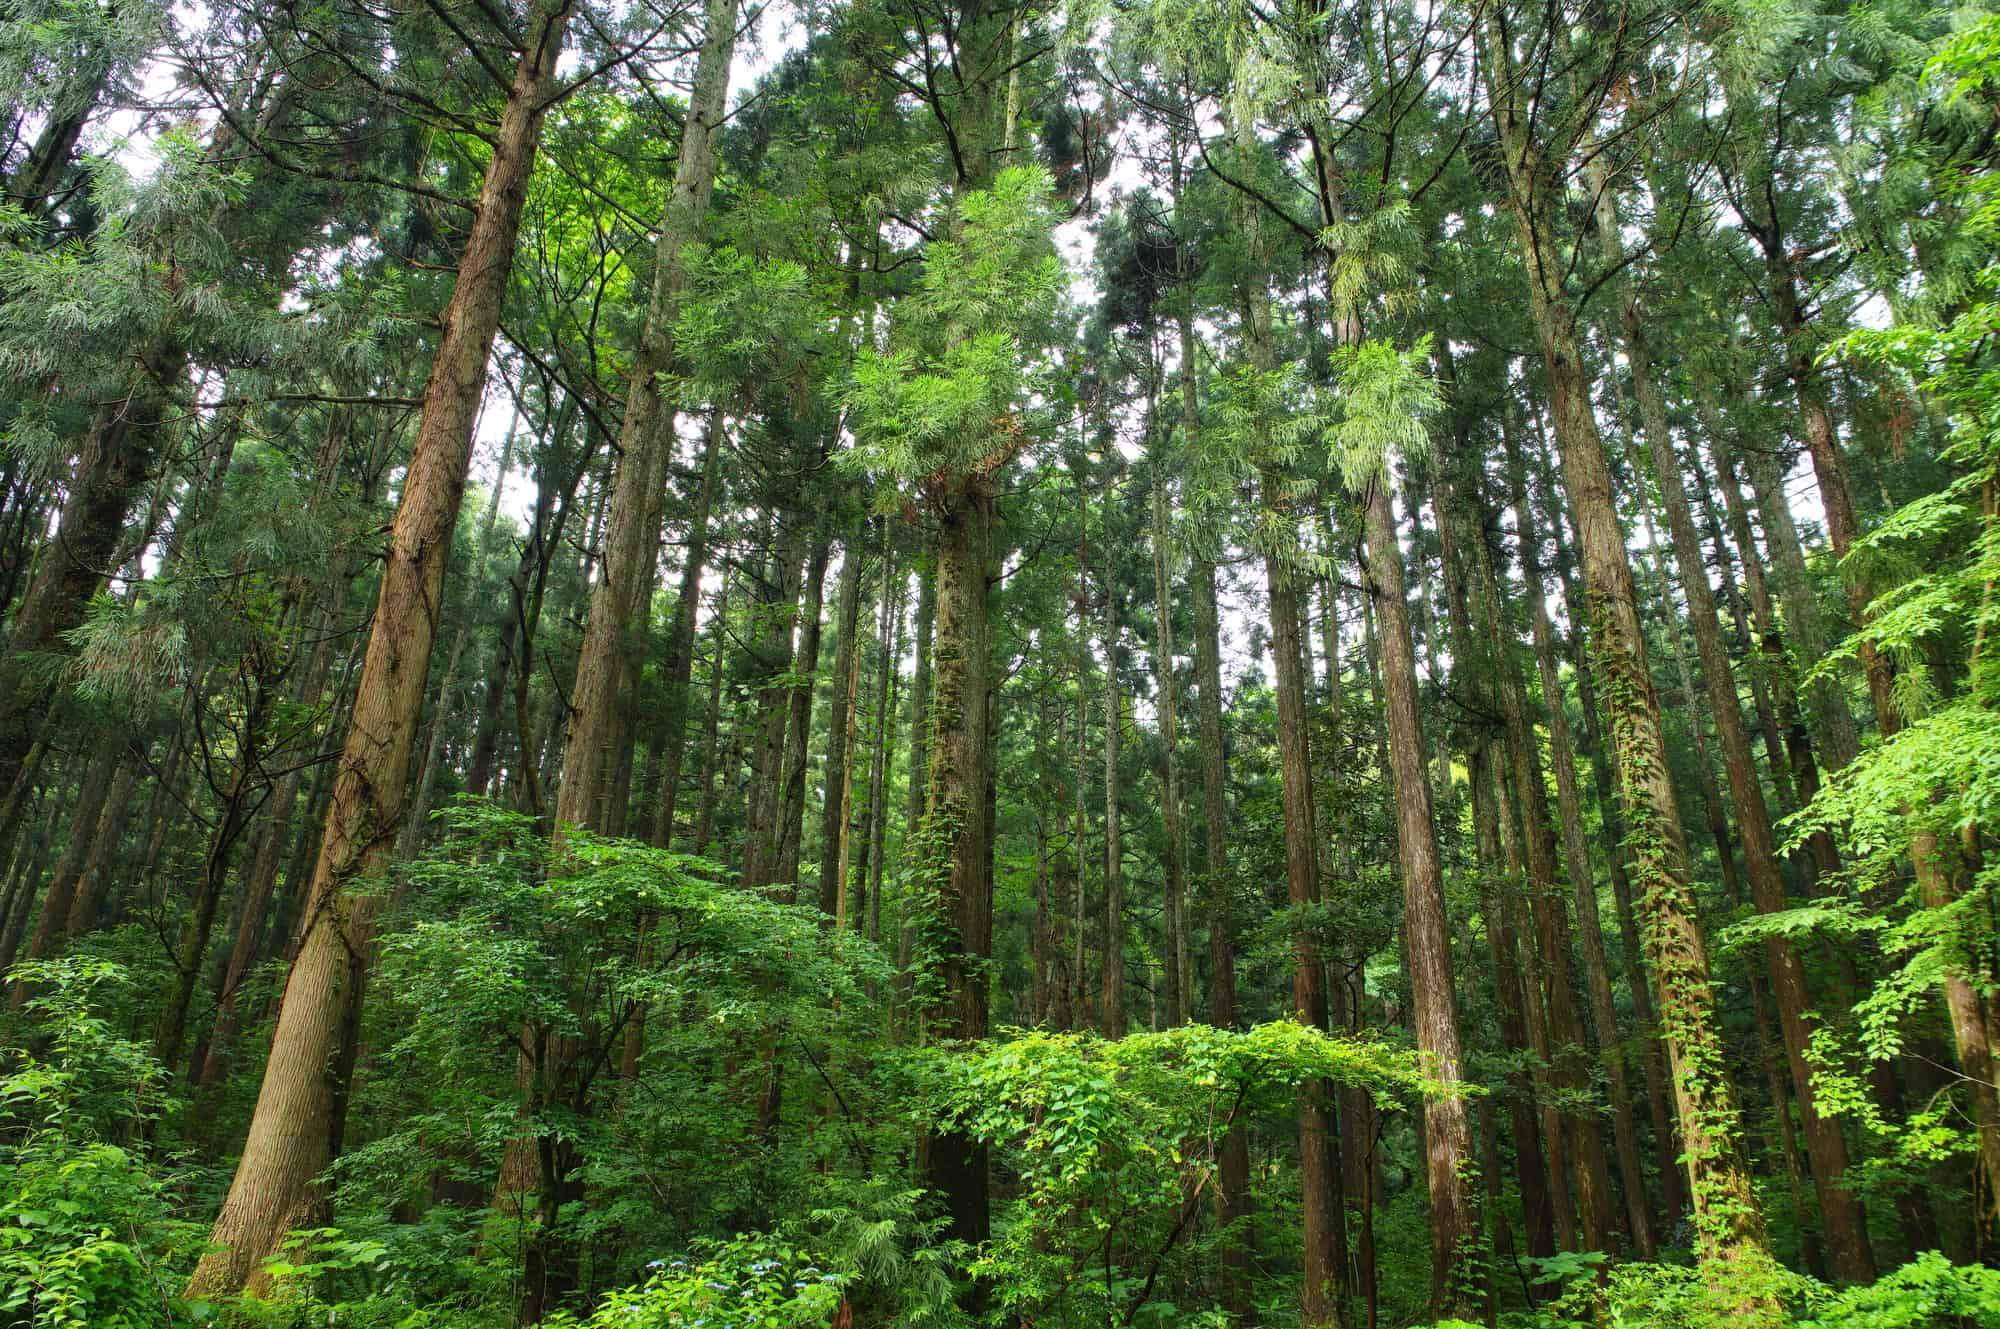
[[0, 959, 198, 1329]]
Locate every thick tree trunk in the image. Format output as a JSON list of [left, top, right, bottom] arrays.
[[916, 475, 995, 1248], [1622, 310, 1875, 1279], [185, 3, 576, 1294]]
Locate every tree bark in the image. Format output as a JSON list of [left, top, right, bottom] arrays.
[[558, 0, 739, 835], [649, 410, 727, 846], [1361, 472, 1481, 1305], [1099, 555, 1124, 1038], [1621, 309, 1874, 1279], [1503, 432, 1654, 1256], [775, 534, 830, 891], [1149, 465, 1189, 1028], [818, 540, 866, 918], [1481, 22, 1778, 1301], [185, 2, 576, 1294]]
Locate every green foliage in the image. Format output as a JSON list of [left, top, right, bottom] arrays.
[[1324, 334, 1441, 492], [0, 961, 197, 1329], [930, 1023, 1437, 1326], [552, 1239, 846, 1329], [843, 167, 1064, 491]]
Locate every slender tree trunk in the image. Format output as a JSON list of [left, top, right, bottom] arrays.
[[558, 0, 739, 837], [59, 751, 138, 938], [1361, 473, 1481, 1304], [9, 734, 119, 983], [693, 569, 732, 856], [1149, 468, 1189, 1028], [186, 4, 576, 1294], [1503, 435, 1654, 1257], [1192, 553, 1238, 965], [1481, 28, 1778, 1301], [0, 337, 182, 832], [819, 541, 865, 918], [649, 410, 727, 846], [776, 535, 830, 892], [159, 680, 276, 1072], [401, 416, 518, 857], [1099, 562, 1124, 1038], [861, 549, 901, 942]]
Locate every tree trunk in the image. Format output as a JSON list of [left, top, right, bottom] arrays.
[[776, 535, 830, 892], [1621, 306, 1875, 1279], [1149, 467, 1189, 1028], [1099, 560, 1124, 1038], [916, 473, 996, 1248], [1503, 432, 1654, 1257], [0, 336, 182, 833], [1361, 473, 1481, 1305], [400, 415, 518, 857], [819, 540, 866, 918], [185, 3, 576, 1294], [1481, 24, 1778, 1299], [1192, 538, 1249, 1311], [649, 410, 727, 846], [9, 733, 119, 983], [861, 550, 901, 943], [558, 0, 739, 836]]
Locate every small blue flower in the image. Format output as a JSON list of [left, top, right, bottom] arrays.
[[647, 1260, 665, 1270]]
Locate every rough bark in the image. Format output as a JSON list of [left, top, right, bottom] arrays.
[[557, 0, 739, 835], [1099, 557, 1124, 1038], [1503, 433, 1654, 1257], [1361, 472, 1481, 1305], [1621, 310, 1874, 1279], [185, 3, 575, 1293], [818, 541, 866, 918], [1481, 22, 1779, 1303]]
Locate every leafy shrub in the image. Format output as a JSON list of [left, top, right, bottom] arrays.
[[0, 959, 199, 1329], [553, 1238, 847, 1329]]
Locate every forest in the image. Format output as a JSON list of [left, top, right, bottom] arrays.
[[2, 0, 1999, 1324]]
